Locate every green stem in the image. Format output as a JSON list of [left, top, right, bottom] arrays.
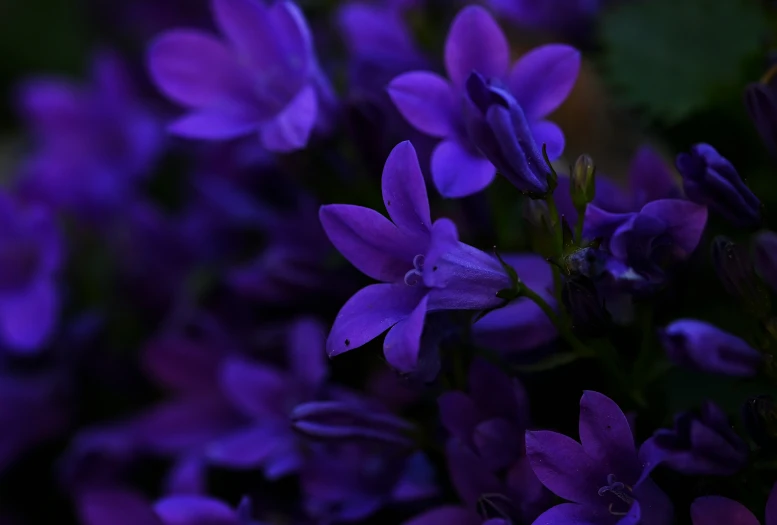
[[521, 284, 594, 359], [574, 205, 585, 246], [545, 193, 563, 257]]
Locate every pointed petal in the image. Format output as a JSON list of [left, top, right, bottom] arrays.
[[154, 495, 236, 525], [445, 6, 509, 88], [259, 85, 317, 152], [525, 430, 602, 505], [431, 139, 496, 198], [382, 141, 432, 234], [578, 391, 639, 480], [287, 317, 328, 388], [509, 44, 581, 120], [147, 30, 250, 108], [220, 357, 288, 418], [319, 204, 420, 282], [641, 199, 708, 258], [326, 283, 424, 357], [583, 205, 634, 240], [530, 503, 608, 525], [0, 279, 58, 352], [628, 146, 680, 208], [383, 294, 429, 372], [691, 496, 759, 525], [388, 72, 454, 138], [206, 424, 296, 469], [78, 490, 161, 525], [168, 108, 256, 140], [212, 0, 310, 104], [531, 120, 565, 160]]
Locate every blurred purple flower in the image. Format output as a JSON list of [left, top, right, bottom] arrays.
[[691, 481, 777, 525], [486, 0, 601, 34], [0, 194, 63, 352], [676, 144, 762, 229], [205, 318, 328, 478], [640, 401, 748, 479], [388, 6, 580, 197], [320, 141, 511, 374], [16, 51, 162, 223], [659, 319, 762, 377], [472, 254, 557, 354], [148, 0, 334, 152], [526, 391, 673, 524]]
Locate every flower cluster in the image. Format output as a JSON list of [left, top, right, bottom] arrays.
[[1, 0, 776, 524]]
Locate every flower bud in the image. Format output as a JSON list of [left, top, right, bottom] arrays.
[[675, 144, 761, 229], [712, 236, 771, 318], [464, 71, 551, 198], [570, 154, 596, 212], [741, 395, 777, 449]]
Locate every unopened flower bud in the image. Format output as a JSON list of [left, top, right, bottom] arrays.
[[741, 395, 777, 449], [712, 236, 771, 318], [570, 154, 596, 211]]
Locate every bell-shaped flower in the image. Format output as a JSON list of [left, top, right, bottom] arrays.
[[320, 141, 511, 375]]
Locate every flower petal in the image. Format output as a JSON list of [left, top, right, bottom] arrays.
[[319, 204, 419, 282], [403, 506, 474, 525], [327, 283, 425, 357], [583, 205, 634, 240], [167, 108, 256, 140], [628, 146, 680, 208], [212, 0, 310, 105], [444, 6, 509, 88], [154, 495, 237, 525], [431, 139, 496, 198], [691, 496, 759, 525], [382, 141, 432, 234], [641, 199, 708, 258], [206, 423, 298, 471], [220, 357, 291, 418], [147, 30, 250, 108], [438, 391, 479, 444], [508, 44, 581, 120], [287, 317, 328, 389], [530, 503, 609, 525], [445, 439, 502, 507], [387, 72, 454, 138], [78, 490, 161, 525], [766, 482, 777, 525], [259, 84, 318, 152], [578, 391, 639, 481], [530, 120, 565, 161], [525, 430, 602, 506], [383, 294, 429, 373], [0, 278, 58, 352]]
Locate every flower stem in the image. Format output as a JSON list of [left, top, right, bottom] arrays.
[[520, 283, 593, 359]]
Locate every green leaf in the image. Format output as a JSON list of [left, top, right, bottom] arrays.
[[600, 0, 768, 123], [512, 352, 583, 373]]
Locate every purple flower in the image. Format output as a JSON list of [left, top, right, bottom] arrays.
[[148, 0, 334, 151], [486, 0, 602, 34], [16, 51, 162, 222], [526, 391, 673, 524], [676, 144, 761, 229], [320, 141, 511, 374], [691, 482, 777, 525], [463, 72, 552, 196], [205, 317, 328, 478], [584, 199, 708, 280], [0, 194, 63, 352], [755, 231, 777, 293], [640, 401, 748, 478], [659, 319, 762, 377], [472, 254, 557, 354], [388, 6, 580, 197]]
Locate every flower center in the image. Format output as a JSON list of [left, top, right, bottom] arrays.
[[598, 474, 634, 516], [404, 254, 425, 286]]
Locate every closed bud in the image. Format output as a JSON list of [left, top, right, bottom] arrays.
[[570, 154, 596, 211], [711, 236, 770, 318], [741, 395, 777, 449], [562, 276, 610, 337]]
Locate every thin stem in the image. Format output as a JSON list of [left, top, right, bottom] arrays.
[[521, 284, 594, 358], [545, 194, 563, 257], [574, 211, 585, 247]]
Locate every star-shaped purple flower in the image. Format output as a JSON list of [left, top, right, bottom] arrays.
[[388, 5, 580, 197], [320, 140, 511, 374], [526, 391, 673, 524], [148, 0, 334, 152], [691, 482, 777, 525]]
